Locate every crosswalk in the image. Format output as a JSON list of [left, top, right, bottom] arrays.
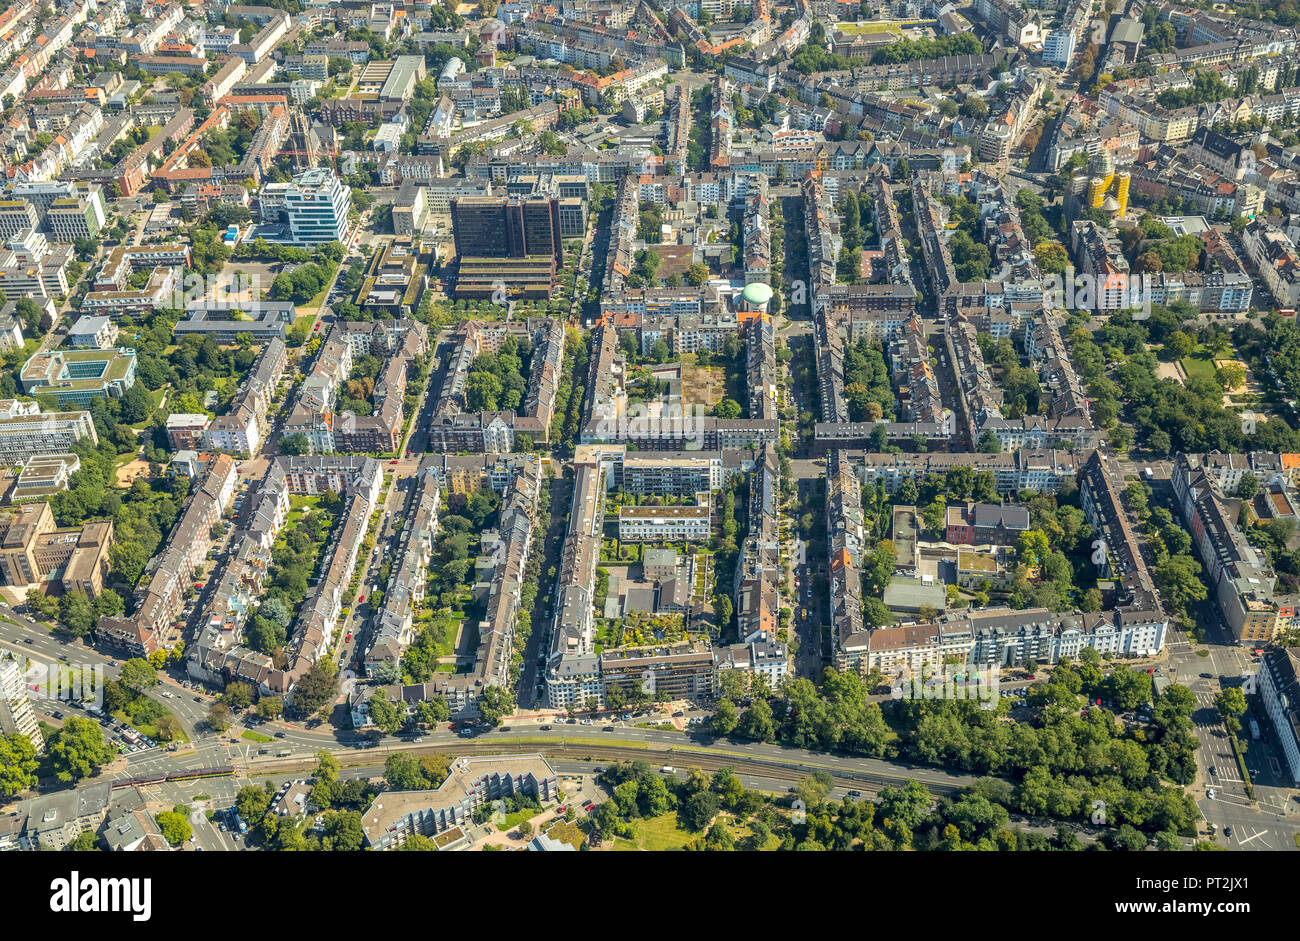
[[1211, 761, 1243, 784]]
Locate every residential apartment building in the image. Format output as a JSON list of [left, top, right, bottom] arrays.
[[0, 400, 97, 464], [0, 655, 42, 752], [1257, 646, 1300, 785], [360, 755, 557, 850], [617, 504, 711, 542]]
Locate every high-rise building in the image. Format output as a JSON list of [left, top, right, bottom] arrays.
[[0, 399, 98, 463], [0, 655, 43, 752], [0, 200, 39, 240], [450, 194, 562, 264], [45, 185, 107, 242], [281, 168, 352, 245]]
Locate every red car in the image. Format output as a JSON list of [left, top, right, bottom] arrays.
[[313, 322, 321, 330], [345, 632, 352, 643], [389, 459, 398, 465], [357, 595, 365, 604]]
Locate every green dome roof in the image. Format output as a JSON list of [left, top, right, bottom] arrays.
[[742, 282, 773, 305]]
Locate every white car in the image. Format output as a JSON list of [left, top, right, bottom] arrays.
[[1207, 788, 1216, 800]]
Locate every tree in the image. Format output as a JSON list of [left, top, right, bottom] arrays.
[[415, 697, 450, 726], [290, 661, 338, 718], [1155, 554, 1208, 612], [1216, 361, 1245, 391], [478, 684, 514, 725], [58, 591, 96, 636], [67, 830, 100, 851], [711, 698, 739, 735], [1033, 241, 1069, 274], [686, 263, 710, 286], [1016, 530, 1052, 569], [0, 733, 39, 796], [518, 819, 534, 840], [154, 714, 181, 742], [223, 681, 254, 711], [368, 689, 403, 734], [385, 752, 430, 791], [863, 596, 893, 628], [1237, 472, 1259, 500], [207, 702, 233, 731], [93, 589, 125, 619], [321, 811, 365, 851], [1105, 823, 1150, 851], [256, 696, 284, 720], [1215, 687, 1247, 719], [740, 819, 771, 851], [702, 821, 734, 850], [678, 789, 721, 831], [795, 771, 834, 809], [466, 371, 504, 411], [118, 658, 157, 693], [1164, 331, 1194, 360], [737, 697, 776, 741], [46, 717, 114, 783], [713, 398, 742, 419], [921, 498, 947, 535], [281, 432, 310, 455], [155, 811, 192, 846]]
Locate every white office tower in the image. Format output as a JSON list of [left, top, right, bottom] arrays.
[[0, 655, 43, 752], [283, 168, 353, 245]]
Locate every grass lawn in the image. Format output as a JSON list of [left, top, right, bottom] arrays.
[[242, 729, 274, 744], [496, 806, 542, 832], [1180, 352, 1218, 384], [836, 21, 901, 34], [127, 387, 169, 429], [305, 284, 331, 310], [609, 812, 698, 851], [113, 707, 188, 744]]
